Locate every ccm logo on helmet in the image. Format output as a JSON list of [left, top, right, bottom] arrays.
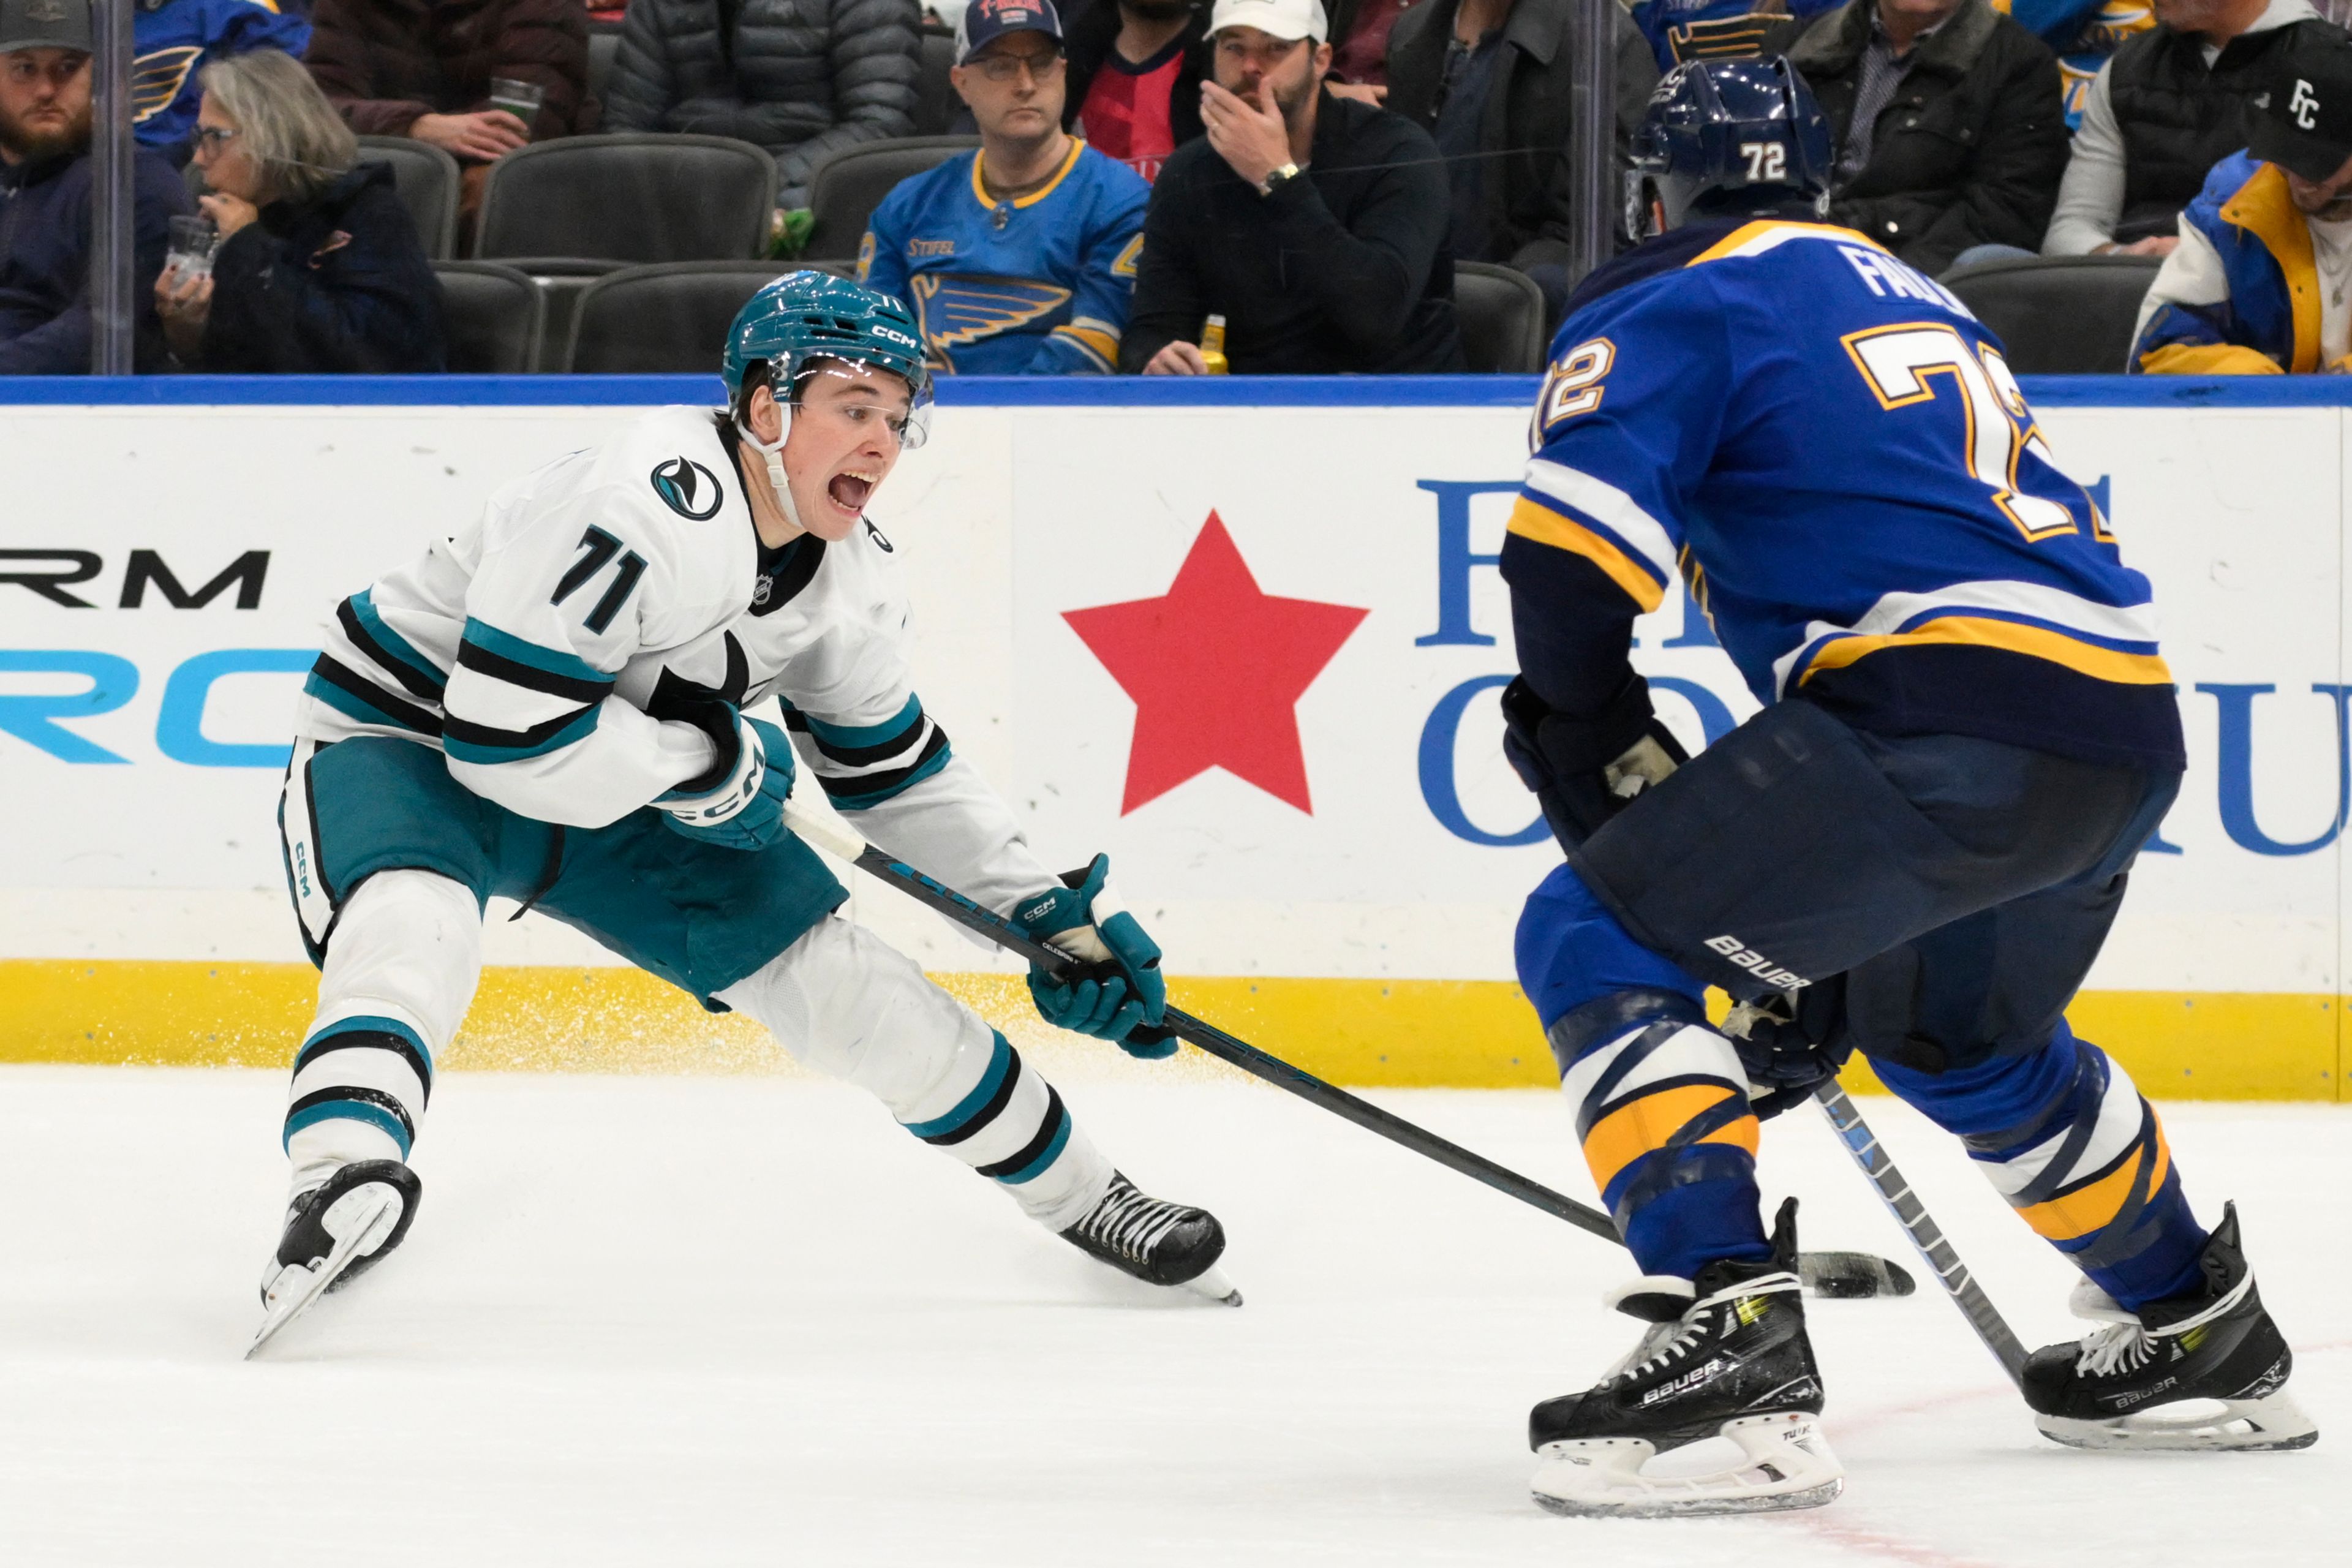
[[870, 325, 919, 350], [1705, 935, 1808, 990]]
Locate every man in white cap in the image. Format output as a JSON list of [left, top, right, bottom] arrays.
[[1118, 0, 1464, 373]]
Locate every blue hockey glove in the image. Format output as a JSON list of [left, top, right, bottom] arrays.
[[654, 712, 795, 851], [1721, 980, 1852, 1120], [1501, 674, 1687, 852], [1014, 854, 1171, 1057]]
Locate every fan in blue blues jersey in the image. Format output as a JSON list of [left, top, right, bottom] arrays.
[[1502, 56, 2310, 1519], [857, 0, 1149, 374], [250, 272, 1237, 1357], [132, 0, 309, 160]]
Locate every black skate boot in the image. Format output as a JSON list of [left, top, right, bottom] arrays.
[[2023, 1202, 2316, 1452], [1059, 1171, 1240, 1305], [1528, 1200, 1841, 1517], [248, 1159, 423, 1357]]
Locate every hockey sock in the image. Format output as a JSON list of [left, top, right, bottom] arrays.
[[899, 1027, 1110, 1232], [1873, 1021, 2204, 1308]]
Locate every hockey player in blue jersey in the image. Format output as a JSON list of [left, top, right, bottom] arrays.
[[1501, 58, 2312, 1516], [253, 273, 1236, 1352]]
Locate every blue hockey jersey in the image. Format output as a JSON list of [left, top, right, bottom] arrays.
[[1503, 217, 2183, 771], [857, 139, 1148, 375], [134, 0, 312, 155]]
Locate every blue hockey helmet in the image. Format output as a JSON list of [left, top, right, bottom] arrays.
[[722, 270, 934, 447], [1627, 56, 1834, 237]]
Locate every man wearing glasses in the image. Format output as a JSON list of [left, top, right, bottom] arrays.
[[1120, 0, 1464, 374], [858, 0, 1150, 374]]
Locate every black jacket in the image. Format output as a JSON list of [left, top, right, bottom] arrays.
[[1061, 0, 1211, 150], [1120, 88, 1464, 372], [0, 145, 189, 374], [1385, 0, 1659, 268], [1774, 0, 2067, 274], [195, 163, 446, 372], [2105, 18, 2332, 244]]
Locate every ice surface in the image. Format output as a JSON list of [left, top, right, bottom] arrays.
[[0, 1061, 2342, 1566]]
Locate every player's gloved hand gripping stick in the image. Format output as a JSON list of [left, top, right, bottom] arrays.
[[778, 800, 1913, 1299]]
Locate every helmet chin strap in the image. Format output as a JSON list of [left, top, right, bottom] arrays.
[[734, 406, 804, 534]]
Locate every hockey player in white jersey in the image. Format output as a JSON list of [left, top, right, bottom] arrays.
[[257, 273, 1234, 1349]]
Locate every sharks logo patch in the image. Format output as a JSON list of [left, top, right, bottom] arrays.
[[650, 456, 723, 520]]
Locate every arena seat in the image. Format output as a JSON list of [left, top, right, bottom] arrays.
[[564, 261, 859, 372], [433, 261, 545, 373], [587, 25, 622, 108], [911, 30, 960, 137], [1453, 261, 1548, 374], [801, 136, 981, 260], [473, 133, 779, 263], [356, 136, 462, 262], [1941, 254, 2163, 374]]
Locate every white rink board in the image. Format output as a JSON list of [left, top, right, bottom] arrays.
[[0, 393, 2346, 996]]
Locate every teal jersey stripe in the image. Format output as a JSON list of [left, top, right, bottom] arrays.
[[350, 590, 447, 692], [459, 617, 614, 688], [304, 1012, 434, 1072], [995, 1107, 1073, 1185], [443, 701, 601, 764], [303, 669, 433, 734], [282, 1099, 413, 1159], [802, 693, 922, 750], [825, 742, 952, 810], [903, 1031, 1014, 1139]]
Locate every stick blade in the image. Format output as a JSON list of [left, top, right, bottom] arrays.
[[1798, 1249, 1918, 1299]]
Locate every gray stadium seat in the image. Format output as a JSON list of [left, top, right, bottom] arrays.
[[356, 136, 461, 261], [473, 133, 779, 263], [911, 30, 960, 137], [1453, 261, 1547, 374], [1942, 254, 2164, 374], [587, 25, 622, 109], [564, 261, 858, 372], [802, 135, 980, 260], [434, 262, 545, 373]]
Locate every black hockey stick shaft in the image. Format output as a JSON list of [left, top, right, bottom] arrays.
[[1815, 1081, 2029, 1385]]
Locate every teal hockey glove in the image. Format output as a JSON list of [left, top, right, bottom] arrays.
[[654, 712, 795, 851], [1015, 854, 1170, 1056]]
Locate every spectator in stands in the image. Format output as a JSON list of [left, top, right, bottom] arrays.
[[1385, 0, 1659, 317], [1066, 0, 1210, 179], [1121, 0, 1463, 372], [2044, 0, 2332, 257], [2002, 0, 2156, 132], [155, 50, 444, 370], [0, 0, 191, 374], [861, 0, 1149, 372], [1765, 0, 2070, 274], [134, 0, 311, 165], [603, 0, 919, 209], [1324, 0, 1404, 99], [2132, 34, 2352, 371], [1627, 0, 1841, 72], [304, 0, 593, 216]]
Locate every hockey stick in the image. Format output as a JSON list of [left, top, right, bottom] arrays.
[[782, 801, 1910, 1296], [1814, 1080, 2029, 1385]]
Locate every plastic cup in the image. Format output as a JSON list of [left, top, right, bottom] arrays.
[[488, 77, 546, 137], [165, 214, 222, 281]]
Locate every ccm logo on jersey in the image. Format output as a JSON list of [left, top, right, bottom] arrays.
[[650, 456, 723, 520], [1704, 935, 1808, 990]]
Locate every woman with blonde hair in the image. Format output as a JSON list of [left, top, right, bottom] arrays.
[[156, 49, 445, 371]]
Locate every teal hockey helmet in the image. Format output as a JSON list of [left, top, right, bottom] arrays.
[[722, 271, 932, 432]]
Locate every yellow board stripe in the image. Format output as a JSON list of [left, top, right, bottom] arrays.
[[1798, 615, 2175, 688], [1506, 495, 1668, 611], [0, 963, 2338, 1099], [1583, 1082, 1748, 1192]]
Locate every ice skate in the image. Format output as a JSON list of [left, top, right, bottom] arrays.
[[248, 1159, 423, 1358], [1060, 1170, 1240, 1306], [1528, 1200, 1841, 1517], [2024, 1202, 2316, 1452]]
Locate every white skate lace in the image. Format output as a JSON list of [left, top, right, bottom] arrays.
[[2072, 1268, 2254, 1379], [1613, 1272, 1802, 1384], [1071, 1177, 1193, 1265]]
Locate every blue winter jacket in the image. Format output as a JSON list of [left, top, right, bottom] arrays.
[[2131, 150, 2323, 374], [0, 146, 192, 375]]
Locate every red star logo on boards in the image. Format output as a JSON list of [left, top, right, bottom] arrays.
[[1062, 512, 1369, 815]]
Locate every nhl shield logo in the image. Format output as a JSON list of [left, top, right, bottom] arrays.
[[650, 455, 723, 520]]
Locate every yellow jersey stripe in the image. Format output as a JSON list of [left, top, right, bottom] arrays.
[[1507, 496, 1670, 613], [2016, 1132, 2172, 1242], [1686, 220, 1892, 269], [1583, 1082, 1747, 1194], [1797, 615, 2174, 688]]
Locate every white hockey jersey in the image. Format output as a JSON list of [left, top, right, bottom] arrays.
[[298, 405, 1065, 916]]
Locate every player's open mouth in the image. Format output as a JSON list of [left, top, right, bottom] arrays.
[[827, 472, 875, 513]]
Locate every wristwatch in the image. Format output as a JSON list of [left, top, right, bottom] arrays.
[[1256, 162, 1301, 198]]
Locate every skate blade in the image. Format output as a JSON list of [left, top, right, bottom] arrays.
[[1532, 1412, 1844, 1518], [1178, 1264, 1243, 1308], [244, 1186, 402, 1360], [2037, 1389, 2320, 1453]]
